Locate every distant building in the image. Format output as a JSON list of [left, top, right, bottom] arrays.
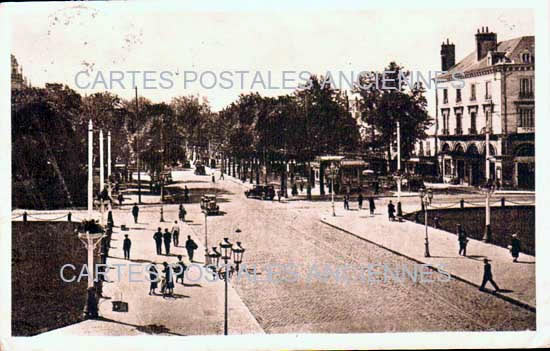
[[11, 55, 29, 89], [430, 27, 534, 189]]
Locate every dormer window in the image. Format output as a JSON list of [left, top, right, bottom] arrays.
[[522, 52, 531, 63]]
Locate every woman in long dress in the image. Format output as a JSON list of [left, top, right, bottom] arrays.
[[162, 262, 174, 297], [148, 264, 158, 295]]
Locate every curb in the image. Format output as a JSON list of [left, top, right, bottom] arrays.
[[319, 218, 536, 313]]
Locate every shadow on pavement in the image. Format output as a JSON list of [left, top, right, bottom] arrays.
[[95, 317, 185, 336]]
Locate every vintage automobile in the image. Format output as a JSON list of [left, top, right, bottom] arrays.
[[244, 185, 276, 200], [194, 161, 206, 175], [200, 194, 220, 215]]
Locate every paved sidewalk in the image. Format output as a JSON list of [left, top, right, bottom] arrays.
[[34, 190, 264, 337], [320, 205, 536, 310]]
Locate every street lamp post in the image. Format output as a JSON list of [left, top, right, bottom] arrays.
[[482, 182, 495, 242], [203, 210, 209, 265], [217, 237, 246, 336], [396, 121, 403, 217], [88, 120, 93, 218], [329, 162, 339, 217], [419, 188, 433, 257]]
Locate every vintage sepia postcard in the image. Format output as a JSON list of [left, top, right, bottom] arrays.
[[0, 0, 548, 350]]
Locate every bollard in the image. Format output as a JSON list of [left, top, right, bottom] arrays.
[[68, 212, 72, 222], [160, 207, 164, 222], [460, 199, 464, 209], [23, 212, 28, 223], [501, 197, 505, 207]]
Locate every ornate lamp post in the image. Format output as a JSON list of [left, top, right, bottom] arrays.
[[396, 120, 403, 217], [419, 188, 433, 257], [203, 210, 209, 265], [218, 237, 246, 335], [482, 181, 496, 242], [328, 162, 339, 217], [77, 221, 106, 319]]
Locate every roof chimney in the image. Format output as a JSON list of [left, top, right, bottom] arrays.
[[475, 27, 497, 60], [441, 38, 455, 71]]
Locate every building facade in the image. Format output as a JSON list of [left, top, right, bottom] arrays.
[[433, 28, 534, 189]]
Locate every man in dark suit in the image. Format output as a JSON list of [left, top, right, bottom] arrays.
[[185, 235, 198, 262], [163, 228, 172, 255], [175, 255, 187, 285], [132, 203, 139, 223], [457, 224, 468, 256], [153, 227, 163, 255], [123, 234, 132, 260], [387, 200, 395, 221], [479, 258, 500, 292]]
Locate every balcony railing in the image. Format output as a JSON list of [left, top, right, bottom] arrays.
[[456, 97, 462, 103], [443, 98, 448, 104], [519, 91, 534, 99], [454, 128, 463, 135], [442, 129, 449, 135], [470, 95, 476, 101], [484, 95, 492, 101], [468, 128, 477, 135]]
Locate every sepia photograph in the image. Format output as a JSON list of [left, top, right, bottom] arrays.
[[0, 0, 547, 350]]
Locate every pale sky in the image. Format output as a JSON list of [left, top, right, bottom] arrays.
[[7, 2, 534, 115]]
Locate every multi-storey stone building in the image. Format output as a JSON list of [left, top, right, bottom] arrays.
[[431, 27, 534, 189]]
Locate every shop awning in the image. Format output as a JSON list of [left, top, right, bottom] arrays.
[[340, 160, 366, 167]]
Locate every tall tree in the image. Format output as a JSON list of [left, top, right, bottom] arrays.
[[354, 62, 432, 169]]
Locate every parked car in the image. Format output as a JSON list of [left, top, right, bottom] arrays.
[[194, 162, 206, 175], [200, 194, 219, 215], [245, 185, 276, 200]]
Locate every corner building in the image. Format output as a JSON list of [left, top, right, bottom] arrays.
[[435, 27, 534, 189]]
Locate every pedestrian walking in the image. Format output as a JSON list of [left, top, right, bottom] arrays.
[[479, 258, 500, 292], [185, 235, 198, 262], [123, 234, 131, 260], [153, 227, 163, 255], [118, 193, 124, 206], [172, 220, 180, 247], [387, 200, 395, 221], [175, 255, 187, 284], [510, 233, 521, 262], [277, 190, 282, 202], [358, 193, 363, 210], [163, 228, 172, 255], [212, 173, 215, 183], [344, 195, 349, 210], [184, 186, 190, 203], [148, 263, 159, 295], [368, 196, 376, 216], [220, 170, 225, 180], [161, 262, 174, 297], [132, 203, 139, 224], [457, 224, 468, 256], [299, 182, 304, 193], [107, 210, 114, 228], [179, 203, 187, 222]]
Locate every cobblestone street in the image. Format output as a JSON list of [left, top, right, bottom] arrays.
[[180, 170, 535, 333]]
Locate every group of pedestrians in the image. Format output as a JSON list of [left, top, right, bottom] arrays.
[[147, 257, 188, 298], [453, 223, 523, 292], [342, 193, 376, 215], [152, 223, 198, 260]]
